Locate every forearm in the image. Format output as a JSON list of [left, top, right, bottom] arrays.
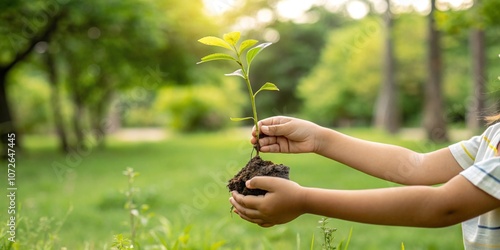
[[315, 127, 460, 185], [302, 185, 458, 228]]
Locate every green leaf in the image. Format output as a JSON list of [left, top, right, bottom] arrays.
[[198, 36, 232, 50], [246, 42, 272, 73], [238, 39, 258, 55], [223, 31, 241, 46], [254, 82, 279, 97], [309, 233, 314, 250], [343, 227, 353, 250], [197, 53, 236, 64], [230, 117, 254, 122], [210, 240, 226, 250], [224, 69, 245, 78]]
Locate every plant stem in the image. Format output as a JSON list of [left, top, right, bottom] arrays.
[[233, 43, 260, 156], [238, 61, 260, 156], [127, 171, 136, 244]]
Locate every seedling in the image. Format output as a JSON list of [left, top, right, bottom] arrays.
[[197, 31, 279, 154], [197, 31, 289, 196]]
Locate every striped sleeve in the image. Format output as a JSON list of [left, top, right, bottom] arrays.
[[448, 135, 481, 169], [460, 157, 500, 200]]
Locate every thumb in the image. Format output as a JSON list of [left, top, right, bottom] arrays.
[[246, 176, 281, 192]]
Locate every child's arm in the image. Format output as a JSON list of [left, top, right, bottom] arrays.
[[230, 175, 500, 228], [253, 116, 462, 185], [315, 128, 462, 185]]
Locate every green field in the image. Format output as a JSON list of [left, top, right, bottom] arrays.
[[1, 128, 464, 249]]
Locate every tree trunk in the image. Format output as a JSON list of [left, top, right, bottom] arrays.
[[46, 52, 70, 153], [0, 10, 65, 157], [424, 0, 448, 143], [72, 97, 86, 149], [90, 76, 114, 148], [467, 28, 486, 131], [0, 69, 16, 159], [374, 0, 399, 134]]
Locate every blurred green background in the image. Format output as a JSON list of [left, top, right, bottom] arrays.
[[0, 0, 499, 249]]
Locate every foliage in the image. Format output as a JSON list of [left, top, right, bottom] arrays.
[[298, 17, 383, 126], [437, 0, 500, 33], [112, 167, 226, 250], [197, 31, 279, 148], [318, 218, 337, 250], [154, 79, 245, 132], [0, 0, 225, 150], [111, 234, 133, 250], [245, 7, 345, 117], [311, 218, 352, 250], [298, 13, 500, 126], [0, 207, 72, 250], [8, 66, 54, 133]]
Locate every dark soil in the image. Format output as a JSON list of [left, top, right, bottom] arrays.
[[227, 155, 290, 196]]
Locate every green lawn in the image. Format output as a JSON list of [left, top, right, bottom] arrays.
[[1, 128, 464, 249]]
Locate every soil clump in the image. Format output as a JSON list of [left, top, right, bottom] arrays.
[[227, 156, 290, 196]]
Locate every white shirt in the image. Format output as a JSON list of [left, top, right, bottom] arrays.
[[449, 123, 500, 249]]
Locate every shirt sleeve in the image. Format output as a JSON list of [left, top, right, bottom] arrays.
[[448, 135, 482, 169], [460, 157, 500, 200]]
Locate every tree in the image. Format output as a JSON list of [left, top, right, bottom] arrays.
[[0, 0, 66, 156], [374, 0, 399, 134], [249, 9, 342, 117], [437, 0, 500, 130], [424, 0, 448, 143], [297, 17, 383, 126], [468, 27, 486, 130], [1, 0, 222, 153]]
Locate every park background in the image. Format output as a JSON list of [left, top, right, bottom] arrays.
[[1, 0, 500, 249]]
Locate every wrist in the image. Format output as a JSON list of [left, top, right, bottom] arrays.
[[314, 126, 334, 155], [299, 186, 312, 215]]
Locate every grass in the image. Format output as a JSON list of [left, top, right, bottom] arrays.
[[0, 127, 463, 249]]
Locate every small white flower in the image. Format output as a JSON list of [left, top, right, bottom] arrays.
[[131, 209, 139, 216]]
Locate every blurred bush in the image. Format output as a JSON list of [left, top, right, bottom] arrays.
[[154, 79, 245, 132], [298, 17, 383, 126], [10, 67, 57, 134]]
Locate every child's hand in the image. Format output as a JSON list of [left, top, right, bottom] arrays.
[[229, 176, 306, 227], [251, 116, 324, 153]]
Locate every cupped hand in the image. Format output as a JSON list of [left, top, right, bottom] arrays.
[[229, 176, 306, 227]]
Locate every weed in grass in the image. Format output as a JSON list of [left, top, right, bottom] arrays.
[[111, 234, 133, 250], [0, 206, 72, 250], [318, 217, 337, 250], [311, 218, 352, 250], [112, 167, 226, 249]]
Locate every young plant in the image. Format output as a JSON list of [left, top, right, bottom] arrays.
[[197, 31, 279, 154], [313, 218, 352, 250]]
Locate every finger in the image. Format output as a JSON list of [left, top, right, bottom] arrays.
[[261, 122, 293, 137], [251, 123, 258, 137], [259, 223, 275, 228], [246, 176, 283, 192], [230, 197, 267, 225], [259, 136, 277, 147], [233, 209, 267, 225], [258, 117, 292, 136], [231, 191, 262, 210], [250, 136, 257, 145], [259, 116, 291, 126], [261, 144, 282, 153]]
